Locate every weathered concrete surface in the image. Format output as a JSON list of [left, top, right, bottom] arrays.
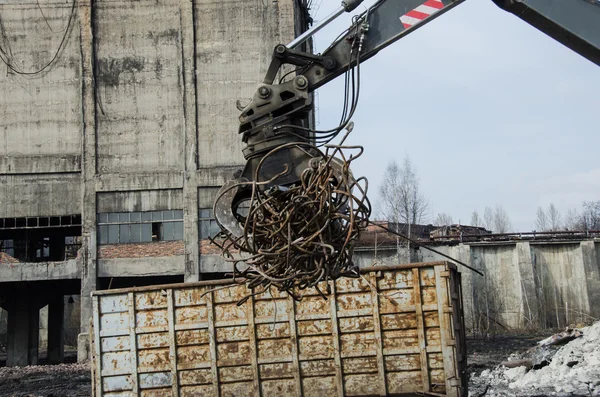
[[96, 189, 183, 212], [196, 0, 297, 168], [98, 256, 184, 277], [353, 240, 600, 330], [0, 1, 82, 173], [0, 259, 80, 282], [532, 242, 592, 327], [0, 174, 81, 218], [95, 0, 185, 174]]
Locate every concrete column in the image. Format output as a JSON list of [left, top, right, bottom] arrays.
[[516, 242, 540, 328], [181, 0, 200, 282], [453, 245, 474, 330], [581, 241, 600, 319], [6, 294, 40, 366], [78, 0, 98, 362], [47, 296, 65, 364]]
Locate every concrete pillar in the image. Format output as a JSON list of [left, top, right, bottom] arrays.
[[47, 296, 65, 364], [6, 294, 40, 366], [453, 245, 474, 330], [516, 242, 540, 328], [581, 241, 600, 319], [78, 0, 98, 362], [180, 0, 200, 283]]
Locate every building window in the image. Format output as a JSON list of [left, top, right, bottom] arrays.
[[98, 210, 184, 245], [0, 239, 14, 257], [199, 209, 221, 239]]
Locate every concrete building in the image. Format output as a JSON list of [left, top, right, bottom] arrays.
[[0, 0, 310, 365]]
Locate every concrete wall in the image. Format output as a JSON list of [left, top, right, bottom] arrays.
[[0, 0, 303, 363], [354, 240, 600, 331]]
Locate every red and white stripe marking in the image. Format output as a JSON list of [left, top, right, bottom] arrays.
[[399, 0, 444, 29]]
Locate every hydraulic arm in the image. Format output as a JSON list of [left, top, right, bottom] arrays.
[[215, 0, 600, 237]]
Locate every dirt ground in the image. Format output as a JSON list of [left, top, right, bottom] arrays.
[[0, 333, 558, 397]]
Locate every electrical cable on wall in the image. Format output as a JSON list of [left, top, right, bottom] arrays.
[[0, 0, 76, 76]]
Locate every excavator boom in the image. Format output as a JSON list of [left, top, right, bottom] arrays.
[[215, 0, 600, 239]]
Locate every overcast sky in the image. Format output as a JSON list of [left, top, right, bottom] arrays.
[[309, 0, 600, 231]]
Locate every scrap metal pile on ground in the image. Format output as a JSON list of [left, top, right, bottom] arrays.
[[212, 132, 371, 302], [470, 321, 600, 396]]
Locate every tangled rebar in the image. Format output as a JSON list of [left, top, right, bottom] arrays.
[[213, 130, 371, 302]]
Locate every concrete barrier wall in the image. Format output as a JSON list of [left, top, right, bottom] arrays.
[[354, 239, 600, 331]]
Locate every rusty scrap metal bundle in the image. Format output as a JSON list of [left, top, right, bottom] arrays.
[[213, 139, 371, 301]]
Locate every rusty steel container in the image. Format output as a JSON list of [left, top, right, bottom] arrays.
[[90, 261, 467, 396]]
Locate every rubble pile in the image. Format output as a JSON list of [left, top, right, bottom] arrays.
[[470, 321, 600, 396]]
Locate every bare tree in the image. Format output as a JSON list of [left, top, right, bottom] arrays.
[[564, 208, 580, 230], [493, 205, 512, 233], [580, 201, 600, 230], [434, 213, 453, 226], [548, 203, 562, 231], [535, 206, 548, 231], [484, 207, 494, 232], [378, 156, 430, 262], [471, 210, 482, 227], [379, 156, 429, 226]]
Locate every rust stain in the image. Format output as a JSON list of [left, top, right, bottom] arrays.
[[299, 359, 336, 377], [297, 319, 331, 336], [178, 368, 212, 386], [302, 376, 336, 396], [295, 296, 329, 316], [256, 322, 289, 339], [261, 379, 296, 396], [383, 329, 419, 350], [260, 362, 293, 380], [177, 345, 210, 365], [338, 316, 373, 333], [384, 354, 420, 372], [257, 339, 292, 360], [343, 373, 380, 396], [386, 371, 422, 394], [340, 333, 376, 354], [217, 342, 251, 363], [219, 365, 254, 383], [336, 292, 372, 312], [138, 348, 170, 370], [217, 326, 249, 343], [380, 313, 417, 331], [176, 329, 209, 346], [342, 357, 378, 374], [298, 336, 333, 359]]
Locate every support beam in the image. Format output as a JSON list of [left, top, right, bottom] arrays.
[[6, 293, 41, 366], [47, 296, 65, 364], [516, 242, 541, 328], [78, 0, 98, 362]]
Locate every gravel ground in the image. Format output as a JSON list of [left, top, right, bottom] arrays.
[[0, 361, 91, 397]]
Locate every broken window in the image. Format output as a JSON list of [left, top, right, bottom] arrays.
[[97, 210, 184, 245], [199, 208, 221, 239], [0, 215, 82, 262], [0, 239, 14, 257]]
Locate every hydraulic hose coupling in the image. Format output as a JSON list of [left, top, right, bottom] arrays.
[[342, 0, 364, 12]]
